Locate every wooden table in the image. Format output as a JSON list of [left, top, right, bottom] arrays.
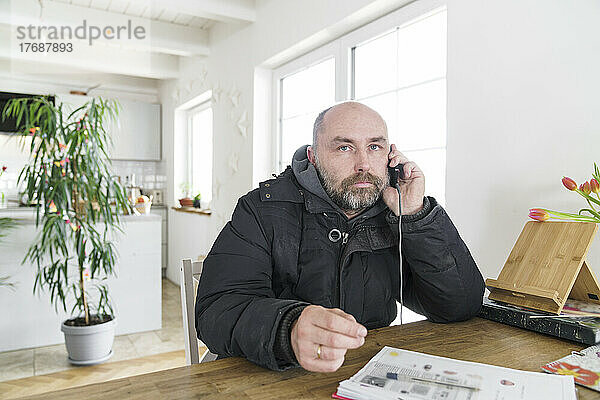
[[23, 318, 594, 399]]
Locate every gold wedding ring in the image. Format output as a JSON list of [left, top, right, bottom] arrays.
[[316, 344, 322, 359]]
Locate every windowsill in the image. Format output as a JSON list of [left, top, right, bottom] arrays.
[[171, 207, 212, 216]]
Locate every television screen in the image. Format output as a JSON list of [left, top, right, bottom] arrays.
[[0, 92, 55, 134]]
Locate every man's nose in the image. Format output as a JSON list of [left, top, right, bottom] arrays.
[[354, 150, 371, 173]]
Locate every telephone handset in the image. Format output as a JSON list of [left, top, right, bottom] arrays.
[[388, 145, 405, 187], [388, 164, 405, 187]]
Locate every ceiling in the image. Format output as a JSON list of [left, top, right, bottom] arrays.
[[50, 0, 219, 30], [0, 0, 256, 84]]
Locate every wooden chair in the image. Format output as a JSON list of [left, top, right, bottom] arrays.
[[180, 258, 218, 365]]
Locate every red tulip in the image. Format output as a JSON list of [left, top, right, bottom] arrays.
[[580, 181, 591, 195], [1, 166, 6, 172], [591, 178, 600, 194], [529, 208, 549, 221], [562, 177, 577, 191]]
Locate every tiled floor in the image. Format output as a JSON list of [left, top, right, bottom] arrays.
[[0, 278, 185, 382]]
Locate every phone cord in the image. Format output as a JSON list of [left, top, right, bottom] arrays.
[[395, 183, 403, 325]]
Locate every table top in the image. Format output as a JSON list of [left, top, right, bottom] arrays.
[[23, 318, 594, 399]]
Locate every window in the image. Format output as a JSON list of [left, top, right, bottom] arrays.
[[277, 57, 336, 171], [273, 0, 447, 205], [187, 103, 213, 206], [352, 10, 447, 205]]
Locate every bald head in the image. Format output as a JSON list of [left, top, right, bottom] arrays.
[[312, 102, 388, 151]]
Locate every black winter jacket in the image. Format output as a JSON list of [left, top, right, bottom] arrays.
[[195, 166, 485, 371]]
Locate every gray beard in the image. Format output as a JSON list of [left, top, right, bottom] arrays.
[[314, 156, 387, 211]]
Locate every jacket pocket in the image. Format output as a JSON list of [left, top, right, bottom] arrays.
[[360, 251, 396, 328]]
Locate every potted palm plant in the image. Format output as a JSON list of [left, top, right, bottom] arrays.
[[2, 96, 130, 364]]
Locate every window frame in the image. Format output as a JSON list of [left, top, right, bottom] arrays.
[[271, 0, 446, 173], [271, 41, 343, 172], [341, 1, 446, 101], [185, 100, 213, 205]]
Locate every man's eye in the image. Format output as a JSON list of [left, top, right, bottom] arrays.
[[339, 145, 350, 151], [369, 144, 381, 150]]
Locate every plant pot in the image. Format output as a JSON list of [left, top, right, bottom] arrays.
[[179, 198, 194, 207], [61, 317, 116, 365]]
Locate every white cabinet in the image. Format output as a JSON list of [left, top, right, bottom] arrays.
[[152, 206, 169, 274], [109, 99, 161, 161], [56, 94, 162, 161]]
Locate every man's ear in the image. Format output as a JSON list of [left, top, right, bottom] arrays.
[[307, 146, 316, 165]]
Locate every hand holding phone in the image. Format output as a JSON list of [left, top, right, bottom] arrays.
[[384, 144, 426, 216]]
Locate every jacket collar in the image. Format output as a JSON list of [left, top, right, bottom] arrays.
[[258, 167, 304, 203], [259, 167, 389, 223]]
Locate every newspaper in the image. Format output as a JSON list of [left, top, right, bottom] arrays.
[[563, 299, 600, 317], [334, 346, 576, 400]]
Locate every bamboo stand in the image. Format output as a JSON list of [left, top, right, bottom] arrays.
[[486, 221, 600, 314]]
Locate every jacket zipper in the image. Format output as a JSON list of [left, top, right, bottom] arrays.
[[334, 231, 348, 308], [335, 225, 378, 308]]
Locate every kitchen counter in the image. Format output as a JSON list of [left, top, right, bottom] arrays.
[[0, 206, 162, 223], [0, 208, 162, 352]]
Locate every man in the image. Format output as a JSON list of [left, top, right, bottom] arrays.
[[195, 102, 485, 372]]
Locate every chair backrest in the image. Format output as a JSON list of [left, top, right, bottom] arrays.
[[180, 258, 218, 365]]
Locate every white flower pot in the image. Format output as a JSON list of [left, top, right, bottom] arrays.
[[61, 317, 116, 365]]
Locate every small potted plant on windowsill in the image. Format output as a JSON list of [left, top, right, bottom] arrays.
[[2, 96, 129, 365], [193, 192, 202, 208], [178, 182, 193, 207]]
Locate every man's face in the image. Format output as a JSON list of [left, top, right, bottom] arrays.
[[311, 103, 389, 211]]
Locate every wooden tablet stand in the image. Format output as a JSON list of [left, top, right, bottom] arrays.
[[486, 221, 600, 314]]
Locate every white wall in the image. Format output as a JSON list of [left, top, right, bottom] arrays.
[[163, 0, 600, 286], [447, 0, 600, 281], [159, 57, 221, 282]]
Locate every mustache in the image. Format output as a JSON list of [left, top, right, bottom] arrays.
[[342, 172, 385, 187]]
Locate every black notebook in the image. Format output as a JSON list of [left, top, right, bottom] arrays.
[[479, 297, 600, 345]]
